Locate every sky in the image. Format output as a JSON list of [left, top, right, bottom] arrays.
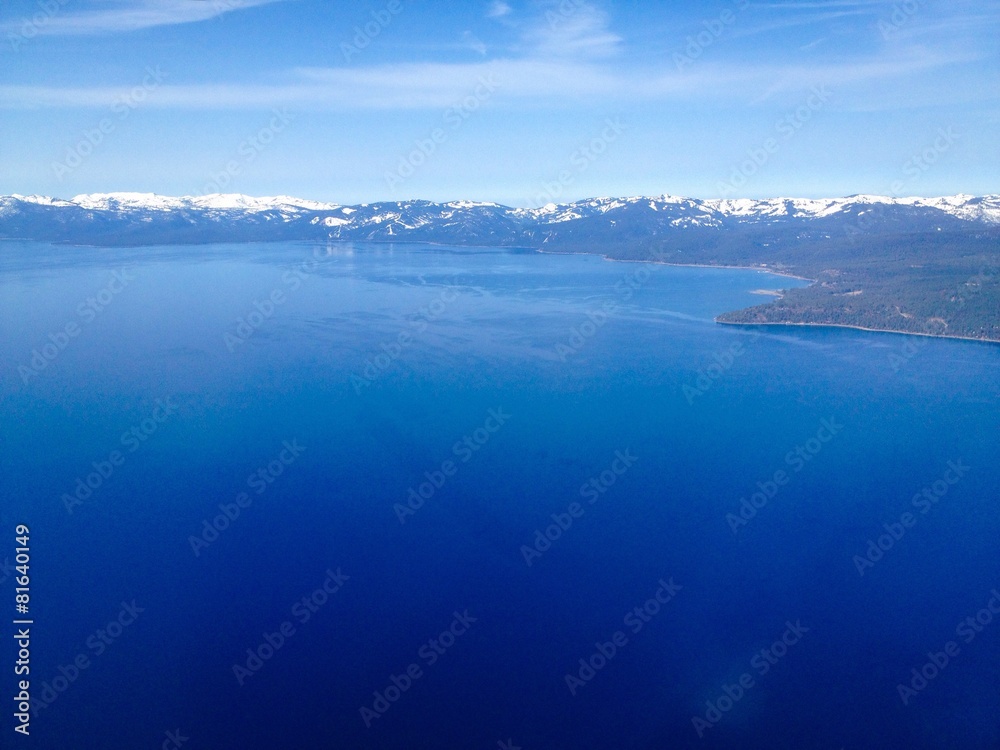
[[1, 0, 997, 205]]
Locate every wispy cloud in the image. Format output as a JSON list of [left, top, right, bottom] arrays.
[[799, 37, 827, 51], [461, 30, 488, 56], [0, 0, 286, 36], [487, 1, 512, 19], [0, 47, 984, 111], [731, 9, 878, 38], [880, 12, 1000, 43], [522, 2, 622, 58], [754, 0, 893, 8], [0, 1, 991, 112]]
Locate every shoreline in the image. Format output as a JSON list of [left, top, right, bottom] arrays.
[[715, 319, 1000, 345], [534, 247, 816, 282], [537, 248, 998, 346]]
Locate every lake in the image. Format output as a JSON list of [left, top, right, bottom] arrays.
[[1, 240, 998, 749]]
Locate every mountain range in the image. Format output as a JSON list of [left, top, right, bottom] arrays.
[[1, 192, 998, 247]]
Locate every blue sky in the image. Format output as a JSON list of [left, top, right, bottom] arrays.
[[1, 0, 997, 204]]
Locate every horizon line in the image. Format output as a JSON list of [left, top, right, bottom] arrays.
[[4, 190, 998, 208]]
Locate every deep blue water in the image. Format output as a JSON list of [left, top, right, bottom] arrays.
[[1, 240, 998, 750]]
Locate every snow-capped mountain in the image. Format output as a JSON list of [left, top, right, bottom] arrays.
[[0, 192, 997, 247]]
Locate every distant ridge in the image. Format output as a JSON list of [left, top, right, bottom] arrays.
[[2, 192, 998, 247]]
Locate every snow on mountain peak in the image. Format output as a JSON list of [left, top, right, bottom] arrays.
[[7, 194, 75, 207], [3, 192, 998, 229], [71, 192, 184, 211], [446, 200, 500, 209], [697, 194, 1000, 223], [65, 192, 341, 212]]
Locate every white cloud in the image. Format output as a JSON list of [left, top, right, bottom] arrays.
[[754, 1, 893, 8], [524, 2, 622, 58], [0, 47, 983, 112], [488, 1, 512, 19], [0, 0, 286, 36], [461, 30, 488, 56], [0, 1, 990, 113], [730, 9, 879, 38], [799, 37, 827, 51]]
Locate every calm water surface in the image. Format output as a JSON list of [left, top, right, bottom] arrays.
[[1, 241, 998, 749]]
